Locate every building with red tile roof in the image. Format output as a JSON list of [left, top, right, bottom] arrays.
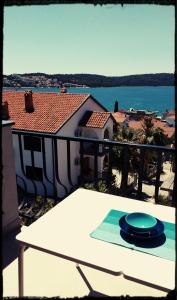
[[128, 120, 144, 131], [111, 108, 175, 140], [166, 110, 175, 116], [128, 118, 175, 139], [2, 90, 115, 197], [163, 111, 175, 127], [166, 115, 175, 120], [2, 90, 107, 133]]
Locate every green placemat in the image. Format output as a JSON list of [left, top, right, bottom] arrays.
[[90, 210, 175, 261]]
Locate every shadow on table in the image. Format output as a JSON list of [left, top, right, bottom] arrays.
[[120, 231, 166, 248]]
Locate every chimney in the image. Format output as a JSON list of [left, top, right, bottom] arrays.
[[60, 86, 67, 93], [2, 101, 10, 120], [24, 90, 34, 112]]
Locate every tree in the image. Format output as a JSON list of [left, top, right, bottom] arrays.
[[142, 117, 167, 146], [139, 117, 168, 179], [112, 126, 143, 192], [113, 117, 169, 183], [114, 101, 119, 112]]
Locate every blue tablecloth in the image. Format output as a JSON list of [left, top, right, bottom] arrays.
[[90, 209, 175, 261]]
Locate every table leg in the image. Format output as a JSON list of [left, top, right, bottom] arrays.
[[76, 264, 108, 297], [18, 245, 25, 297]]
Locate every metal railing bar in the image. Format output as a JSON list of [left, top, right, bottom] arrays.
[[31, 150, 35, 167], [154, 152, 163, 202], [18, 135, 37, 205], [16, 175, 28, 210], [31, 150, 47, 201], [106, 145, 113, 186], [18, 134, 27, 177], [172, 171, 175, 207], [41, 137, 54, 185], [18, 135, 42, 217], [79, 141, 84, 185], [12, 129, 175, 154], [30, 150, 43, 197], [41, 137, 58, 202], [28, 150, 37, 197], [137, 149, 145, 197], [94, 143, 99, 190], [51, 139, 59, 201], [120, 147, 129, 194], [53, 139, 68, 195], [67, 140, 74, 188]]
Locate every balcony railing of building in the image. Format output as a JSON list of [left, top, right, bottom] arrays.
[[12, 129, 176, 224]]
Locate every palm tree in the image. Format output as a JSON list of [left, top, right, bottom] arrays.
[[113, 117, 169, 183], [112, 126, 143, 192], [142, 117, 167, 146], [140, 117, 168, 179]]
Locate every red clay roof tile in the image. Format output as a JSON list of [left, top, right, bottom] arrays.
[[112, 112, 127, 123], [2, 91, 90, 133], [128, 118, 175, 138], [79, 111, 111, 128]]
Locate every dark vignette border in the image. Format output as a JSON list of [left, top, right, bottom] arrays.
[[3, 0, 177, 7], [1, 1, 176, 300]]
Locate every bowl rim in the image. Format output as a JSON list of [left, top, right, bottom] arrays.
[[125, 212, 157, 230]]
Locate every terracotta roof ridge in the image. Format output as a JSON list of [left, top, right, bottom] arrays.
[[92, 111, 110, 114]]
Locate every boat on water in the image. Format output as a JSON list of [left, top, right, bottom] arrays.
[[126, 108, 158, 117]]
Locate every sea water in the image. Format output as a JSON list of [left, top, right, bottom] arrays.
[[4, 86, 175, 116]]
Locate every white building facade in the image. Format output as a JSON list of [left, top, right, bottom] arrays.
[[3, 91, 114, 199]]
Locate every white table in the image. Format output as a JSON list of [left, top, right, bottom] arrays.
[[16, 188, 175, 296]]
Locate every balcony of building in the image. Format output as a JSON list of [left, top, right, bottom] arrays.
[[2, 124, 176, 298]]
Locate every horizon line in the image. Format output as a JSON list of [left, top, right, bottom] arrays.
[[3, 72, 174, 77]]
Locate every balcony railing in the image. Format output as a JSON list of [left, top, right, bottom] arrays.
[[12, 129, 176, 224]]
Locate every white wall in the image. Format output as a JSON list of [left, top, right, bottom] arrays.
[[2, 122, 20, 235], [13, 135, 55, 197], [100, 118, 114, 172], [165, 118, 175, 127], [56, 103, 114, 196], [55, 97, 108, 196]]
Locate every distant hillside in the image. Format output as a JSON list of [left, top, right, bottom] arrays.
[[3, 73, 174, 88]]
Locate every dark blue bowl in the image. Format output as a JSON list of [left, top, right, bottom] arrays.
[[125, 212, 157, 232], [119, 216, 164, 240]]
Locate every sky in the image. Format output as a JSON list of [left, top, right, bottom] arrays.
[[3, 4, 175, 76]]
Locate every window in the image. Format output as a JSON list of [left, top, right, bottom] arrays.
[[104, 128, 109, 139], [24, 135, 41, 152], [26, 166, 43, 181]]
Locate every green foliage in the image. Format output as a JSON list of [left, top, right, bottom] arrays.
[[113, 116, 170, 181], [154, 194, 170, 206], [20, 196, 56, 226], [106, 173, 117, 188], [142, 117, 168, 146], [4, 73, 174, 88], [153, 128, 169, 146], [83, 180, 107, 193], [83, 173, 118, 194]]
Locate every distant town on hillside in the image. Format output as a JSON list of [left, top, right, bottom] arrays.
[[3, 73, 174, 88]]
